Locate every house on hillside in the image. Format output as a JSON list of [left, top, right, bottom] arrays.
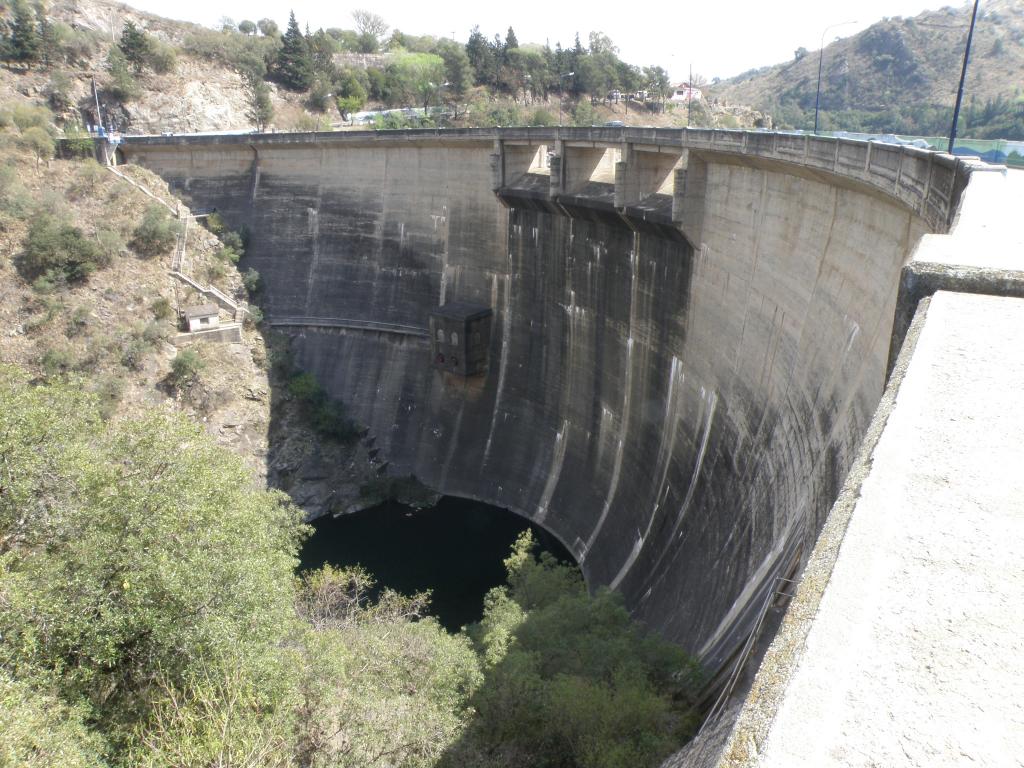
[[670, 83, 703, 103]]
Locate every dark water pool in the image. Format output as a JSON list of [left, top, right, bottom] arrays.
[[299, 496, 577, 631]]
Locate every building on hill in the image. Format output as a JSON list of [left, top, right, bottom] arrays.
[[670, 83, 702, 103]]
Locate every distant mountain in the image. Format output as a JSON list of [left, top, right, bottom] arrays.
[[713, 0, 1024, 139]]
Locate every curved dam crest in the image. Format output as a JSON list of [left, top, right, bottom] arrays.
[[120, 128, 960, 671]]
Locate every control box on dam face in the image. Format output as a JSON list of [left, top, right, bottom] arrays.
[[429, 303, 493, 377]]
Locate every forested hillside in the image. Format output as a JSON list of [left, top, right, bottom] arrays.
[[0, 0, 764, 134]]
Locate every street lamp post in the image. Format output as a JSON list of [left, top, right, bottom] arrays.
[[814, 20, 857, 134], [948, 0, 981, 154], [558, 72, 574, 127]]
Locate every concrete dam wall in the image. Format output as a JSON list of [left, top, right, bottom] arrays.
[[120, 128, 965, 672]]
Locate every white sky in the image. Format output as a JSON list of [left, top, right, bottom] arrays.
[[124, 0, 969, 80]]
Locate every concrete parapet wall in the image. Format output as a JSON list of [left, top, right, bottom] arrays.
[[118, 127, 966, 684]]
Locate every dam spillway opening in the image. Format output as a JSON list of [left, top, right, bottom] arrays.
[[118, 128, 964, 687], [299, 496, 579, 631]]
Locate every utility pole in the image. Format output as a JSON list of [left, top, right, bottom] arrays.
[[687, 63, 692, 127], [948, 0, 980, 154], [814, 20, 857, 134], [558, 72, 574, 127]]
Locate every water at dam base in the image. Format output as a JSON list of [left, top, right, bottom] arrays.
[[299, 496, 578, 630]]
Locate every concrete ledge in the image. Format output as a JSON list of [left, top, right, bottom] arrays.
[[889, 260, 1024, 376], [172, 323, 242, 346]]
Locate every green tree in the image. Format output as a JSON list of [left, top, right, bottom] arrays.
[[238, 19, 256, 36], [465, 26, 495, 87], [118, 20, 152, 73], [434, 39, 473, 100], [334, 68, 367, 120], [0, 367, 306, 761], [257, 18, 279, 37], [19, 125, 54, 167], [388, 51, 446, 109], [275, 11, 313, 91], [106, 46, 140, 100], [293, 566, 482, 767], [505, 26, 519, 50], [446, 531, 703, 768], [643, 65, 671, 102], [10, 0, 40, 66], [0, 671, 106, 768], [36, 8, 59, 67], [20, 212, 107, 283], [243, 68, 274, 131]]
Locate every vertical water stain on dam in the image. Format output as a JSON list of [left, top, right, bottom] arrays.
[[120, 129, 940, 678]]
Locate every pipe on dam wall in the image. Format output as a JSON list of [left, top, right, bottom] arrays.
[[119, 128, 955, 673]]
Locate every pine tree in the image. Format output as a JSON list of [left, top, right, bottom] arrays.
[[275, 11, 313, 91], [10, 0, 40, 67], [243, 70, 274, 131], [37, 11, 58, 67], [118, 21, 152, 73], [505, 26, 518, 50]]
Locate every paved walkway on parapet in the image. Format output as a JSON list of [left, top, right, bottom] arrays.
[[752, 290, 1024, 767]]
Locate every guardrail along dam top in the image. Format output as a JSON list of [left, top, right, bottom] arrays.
[[118, 127, 1017, 765]]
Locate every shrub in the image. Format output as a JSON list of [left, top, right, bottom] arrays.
[[287, 370, 360, 442], [204, 261, 227, 283], [19, 126, 54, 166], [148, 40, 177, 74], [68, 159, 106, 196], [106, 47, 141, 101], [20, 214, 109, 284], [221, 229, 245, 254], [242, 267, 262, 294], [150, 297, 174, 320], [529, 108, 556, 126], [65, 305, 91, 336], [40, 344, 75, 377], [131, 204, 180, 258], [141, 320, 167, 345], [0, 368, 304, 762], [170, 348, 205, 389], [572, 100, 597, 127], [307, 79, 333, 112], [213, 245, 241, 264], [0, 671, 106, 768], [243, 304, 263, 327], [45, 71, 74, 112], [23, 296, 64, 332], [119, 336, 150, 370], [93, 375, 124, 420], [204, 211, 225, 236], [447, 532, 705, 767], [95, 227, 125, 261], [0, 169, 32, 222], [6, 103, 53, 132]]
